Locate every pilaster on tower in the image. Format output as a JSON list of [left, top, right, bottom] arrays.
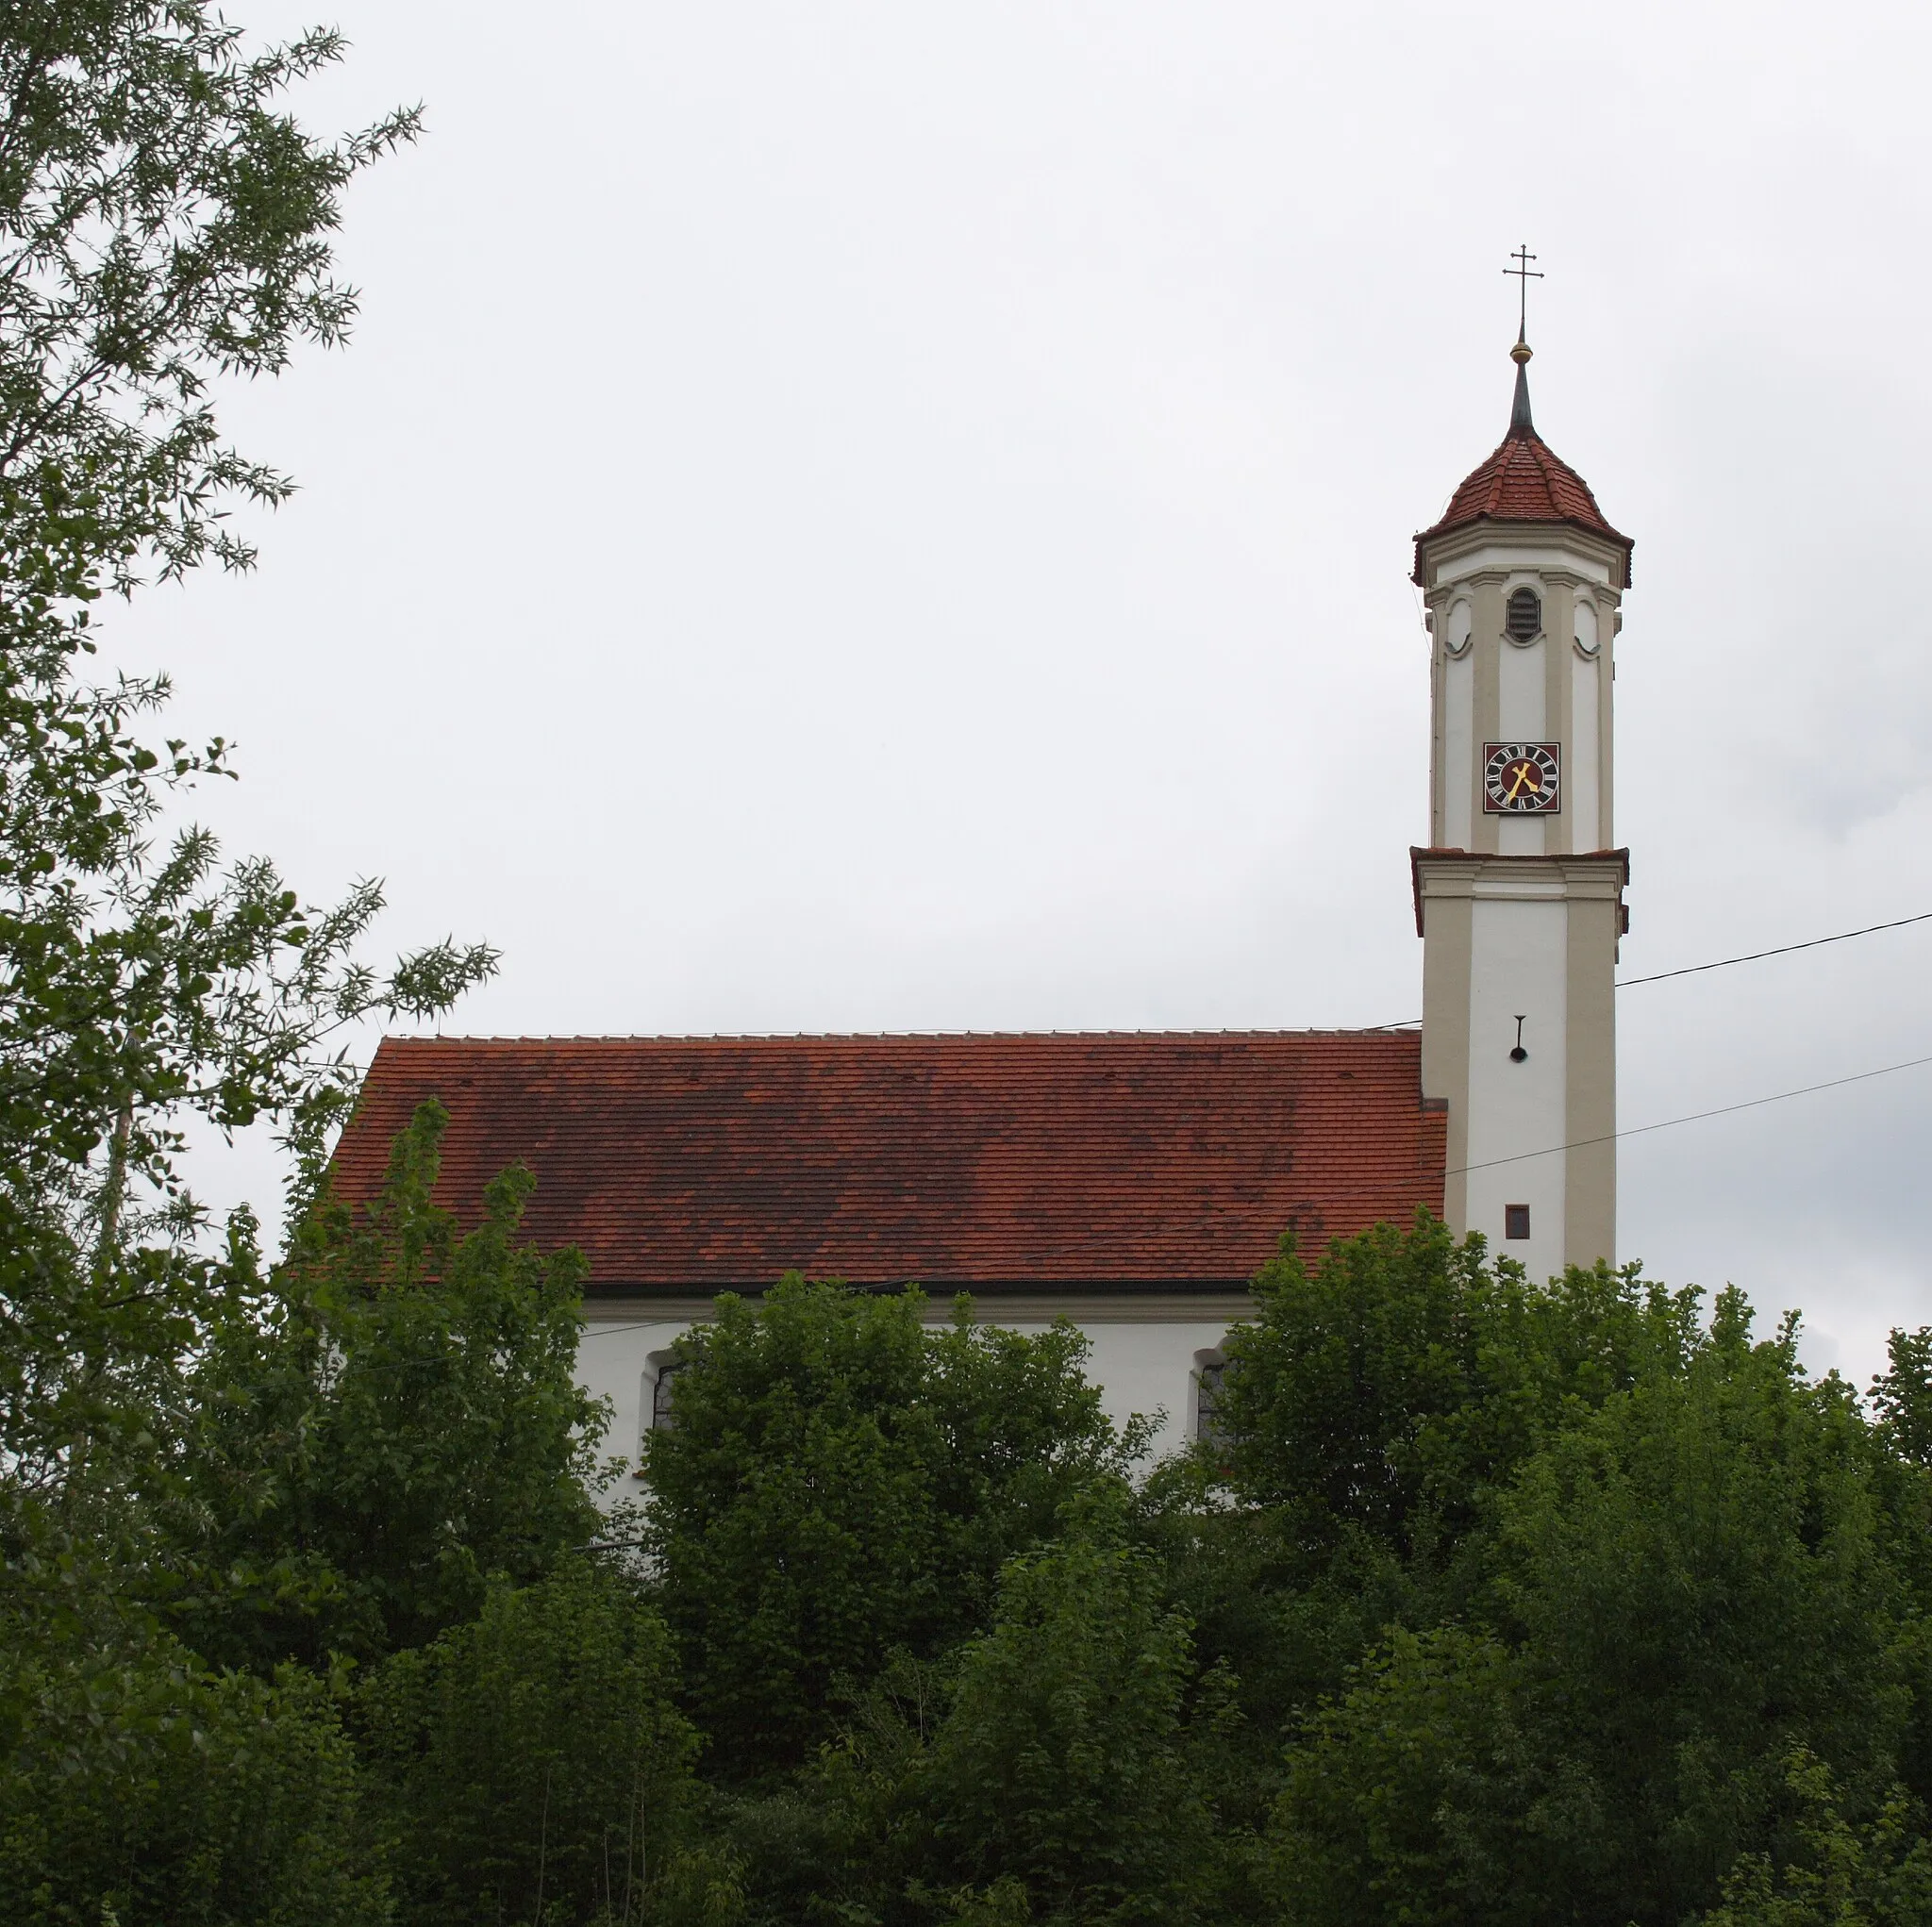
[[1411, 329, 1632, 1278]]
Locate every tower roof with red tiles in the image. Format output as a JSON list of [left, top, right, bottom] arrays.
[[1412, 340, 1632, 586], [329, 1031, 1446, 1297]]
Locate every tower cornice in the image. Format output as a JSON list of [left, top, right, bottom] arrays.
[[1409, 848, 1630, 937], [1416, 521, 1629, 595]]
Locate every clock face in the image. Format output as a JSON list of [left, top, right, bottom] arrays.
[[1483, 741, 1561, 814]]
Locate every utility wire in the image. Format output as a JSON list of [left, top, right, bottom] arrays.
[[1364, 906, 1932, 1029], [580, 1320, 688, 1342], [1448, 1050, 1932, 1177], [1616, 907, 1932, 988]]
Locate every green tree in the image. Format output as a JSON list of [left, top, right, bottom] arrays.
[[0, 1632, 386, 1927], [0, 8, 503, 1916], [168, 1100, 610, 1671], [1697, 1750, 1932, 1927], [0, 0, 489, 1555], [1867, 1332, 1932, 1810], [918, 1526, 1217, 1926], [1268, 1625, 1532, 1927], [1139, 1216, 1705, 1786], [1264, 1290, 1915, 1927], [358, 1559, 698, 1927], [642, 1278, 1137, 1784], [0, 0, 486, 1512], [0, 1096, 619, 1919], [1218, 1214, 1701, 1568], [0, 2, 420, 581], [708, 1525, 1234, 1927], [1489, 1294, 1909, 1921]]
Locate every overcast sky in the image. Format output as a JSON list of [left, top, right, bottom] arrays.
[[111, 1, 1932, 1386]]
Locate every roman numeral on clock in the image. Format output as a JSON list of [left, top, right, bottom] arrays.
[[1483, 742, 1562, 814]]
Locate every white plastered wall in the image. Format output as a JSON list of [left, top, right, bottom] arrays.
[[574, 1317, 692, 1484], [1464, 889, 1568, 1282], [575, 1311, 1239, 1489]]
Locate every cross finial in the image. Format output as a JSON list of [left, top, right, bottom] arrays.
[[1502, 244, 1541, 435], [1504, 243, 1543, 343]]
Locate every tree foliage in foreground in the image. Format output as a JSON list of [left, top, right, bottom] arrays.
[[0, 1093, 625, 1927], [0, 0, 421, 582], [0, 0, 492, 1552], [0, 8, 504, 1922], [641, 1276, 1140, 1784], [358, 1558, 697, 1927], [0, 1641, 386, 1927], [623, 1232, 1932, 1927], [171, 1101, 608, 1672]]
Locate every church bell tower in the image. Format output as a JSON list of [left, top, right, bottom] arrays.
[[1411, 303, 1631, 1278]]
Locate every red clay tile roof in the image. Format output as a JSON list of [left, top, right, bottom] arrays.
[[330, 1032, 1445, 1296], [1412, 425, 1633, 586]]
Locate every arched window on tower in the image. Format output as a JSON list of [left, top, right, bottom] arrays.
[[1506, 587, 1541, 641]]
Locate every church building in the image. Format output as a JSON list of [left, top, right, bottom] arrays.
[[331, 324, 1631, 1464]]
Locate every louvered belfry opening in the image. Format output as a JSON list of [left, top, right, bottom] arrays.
[[1505, 587, 1541, 641]]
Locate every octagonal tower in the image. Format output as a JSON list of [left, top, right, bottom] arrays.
[[1411, 335, 1631, 1277]]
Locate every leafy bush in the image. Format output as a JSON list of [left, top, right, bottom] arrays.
[[174, 1100, 610, 1671], [1262, 1273, 1917, 1927], [0, 1636, 384, 1927], [642, 1277, 1137, 1782], [358, 1559, 697, 1927], [920, 1525, 1216, 1924]]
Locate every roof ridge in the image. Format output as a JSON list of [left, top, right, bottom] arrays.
[[377, 1026, 1426, 1046]]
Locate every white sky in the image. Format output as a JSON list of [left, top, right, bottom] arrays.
[[112, 1, 1932, 1387]]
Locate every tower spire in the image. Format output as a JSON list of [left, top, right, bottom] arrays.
[[1509, 330, 1535, 436], [1503, 243, 1543, 438]]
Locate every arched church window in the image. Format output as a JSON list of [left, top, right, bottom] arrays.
[[1194, 1356, 1229, 1448], [1505, 587, 1541, 641], [651, 1360, 684, 1432]]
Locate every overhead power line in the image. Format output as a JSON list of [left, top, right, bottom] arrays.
[[1615, 907, 1932, 988], [1366, 906, 1932, 1030], [1447, 1050, 1932, 1178], [581, 1319, 690, 1343]]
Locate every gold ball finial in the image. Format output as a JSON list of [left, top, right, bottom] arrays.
[[1510, 339, 1533, 366]]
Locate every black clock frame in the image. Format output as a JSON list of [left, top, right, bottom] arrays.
[[1483, 741, 1562, 815]]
